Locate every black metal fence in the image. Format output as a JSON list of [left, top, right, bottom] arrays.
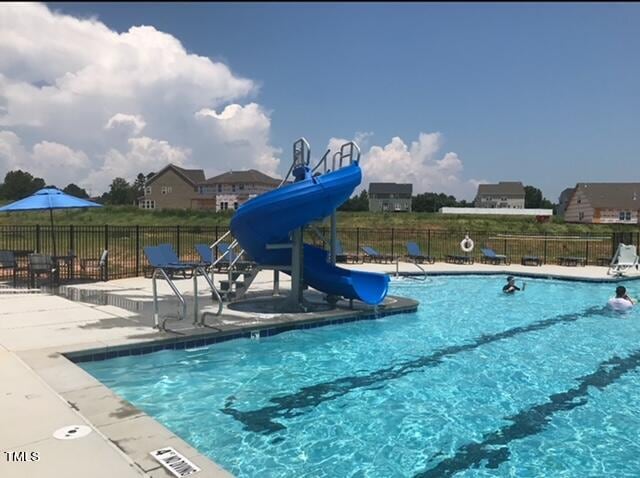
[[1, 225, 638, 284]]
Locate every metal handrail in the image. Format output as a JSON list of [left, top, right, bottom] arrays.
[[193, 266, 222, 325], [311, 149, 331, 174], [151, 268, 187, 331], [209, 230, 232, 251], [394, 258, 428, 281]]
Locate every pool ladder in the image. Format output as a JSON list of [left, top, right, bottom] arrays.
[[151, 265, 223, 332]]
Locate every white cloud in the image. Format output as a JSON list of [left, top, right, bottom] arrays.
[[0, 3, 279, 192], [0, 129, 90, 186], [105, 113, 146, 136], [328, 132, 484, 200]]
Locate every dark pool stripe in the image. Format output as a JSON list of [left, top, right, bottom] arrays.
[[221, 306, 606, 434], [413, 347, 640, 478]]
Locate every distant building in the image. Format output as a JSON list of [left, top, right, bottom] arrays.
[[556, 187, 575, 217], [474, 182, 525, 209], [139, 164, 205, 210], [440, 207, 553, 217], [368, 183, 412, 212], [564, 183, 640, 224], [139, 164, 280, 211], [198, 169, 280, 212]]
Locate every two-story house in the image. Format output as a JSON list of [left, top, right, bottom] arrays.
[[138, 164, 205, 210], [198, 169, 281, 211], [368, 183, 413, 212], [563, 183, 640, 224], [474, 182, 525, 208]]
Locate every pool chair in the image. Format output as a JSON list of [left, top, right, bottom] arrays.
[[480, 247, 510, 265], [0, 251, 18, 287], [28, 253, 57, 288], [144, 245, 196, 280], [361, 246, 392, 263], [195, 243, 214, 268], [334, 240, 354, 263], [608, 243, 639, 276], [406, 242, 436, 264]]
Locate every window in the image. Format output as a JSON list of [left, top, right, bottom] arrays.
[[239, 184, 245, 190], [140, 199, 155, 210], [233, 201, 239, 209], [144, 186, 152, 195], [626, 211, 632, 220], [579, 212, 585, 221], [161, 186, 172, 195], [217, 184, 222, 192], [619, 211, 626, 220], [620, 211, 632, 221], [232, 184, 236, 192]]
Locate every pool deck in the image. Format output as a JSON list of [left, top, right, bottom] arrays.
[[1, 261, 637, 477]]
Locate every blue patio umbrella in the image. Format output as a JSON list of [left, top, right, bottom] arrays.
[[0, 188, 102, 257]]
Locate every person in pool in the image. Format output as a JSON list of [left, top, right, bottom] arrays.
[[503, 276, 525, 294], [607, 286, 636, 312]]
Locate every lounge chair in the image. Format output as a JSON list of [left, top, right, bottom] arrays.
[[608, 244, 639, 276], [195, 243, 214, 267], [0, 251, 18, 286], [144, 245, 195, 280], [334, 240, 354, 263], [361, 246, 392, 263], [79, 249, 108, 281], [480, 248, 510, 265], [406, 242, 435, 264], [28, 253, 56, 288], [445, 254, 474, 265], [557, 256, 586, 267], [521, 255, 542, 266]]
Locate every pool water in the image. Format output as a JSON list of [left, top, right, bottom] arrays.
[[81, 276, 640, 477]]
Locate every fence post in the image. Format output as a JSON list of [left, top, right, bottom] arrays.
[[503, 236, 507, 256], [36, 224, 41, 253], [427, 229, 431, 257], [356, 228, 360, 262], [135, 225, 140, 276], [104, 225, 109, 281], [391, 228, 395, 259], [214, 225, 219, 260], [543, 232, 548, 264], [176, 225, 181, 257], [585, 233, 590, 265]]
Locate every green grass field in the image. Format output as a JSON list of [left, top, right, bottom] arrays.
[[0, 205, 638, 234]]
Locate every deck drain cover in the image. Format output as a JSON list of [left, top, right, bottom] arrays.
[[53, 425, 92, 440]]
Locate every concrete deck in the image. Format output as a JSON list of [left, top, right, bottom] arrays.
[[1, 261, 636, 477]]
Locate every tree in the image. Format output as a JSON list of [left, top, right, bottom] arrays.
[[413, 192, 459, 212], [0, 170, 46, 200], [133, 173, 146, 197], [63, 183, 89, 198], [105, 177, 135, 205], [339, 190, 369, 211], [524, 185, 556, 210]]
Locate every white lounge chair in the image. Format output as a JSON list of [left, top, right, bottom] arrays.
[[608, 244, 639, 276]]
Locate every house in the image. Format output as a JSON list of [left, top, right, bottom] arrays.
[[138, 164, 205, 210], [198, 169, 280, 212], [563, 183, 640, 224], [474, 182, 525, 209], [368, 183, 412, 212], [138, 165, 281, 211], [556, 187, 575, 217]]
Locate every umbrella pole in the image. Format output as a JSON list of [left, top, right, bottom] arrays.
[[49, 208, 57, 258]]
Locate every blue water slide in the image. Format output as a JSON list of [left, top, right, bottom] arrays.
[[230, 163, 389, 305]]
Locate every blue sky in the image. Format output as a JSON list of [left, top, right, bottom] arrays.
[[11, 3, 640, 199]]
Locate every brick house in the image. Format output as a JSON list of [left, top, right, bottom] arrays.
[[368, 183, 413, 212], [563, 183, 640, 224], [474, 182, 525, 208], [138, 164, 205, 210]]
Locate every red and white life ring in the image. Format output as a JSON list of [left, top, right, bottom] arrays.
[[460, 235, 474, 252]]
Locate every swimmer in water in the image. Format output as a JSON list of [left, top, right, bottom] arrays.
[[503, 276, 526, 294], [607, 285, 635, 312]]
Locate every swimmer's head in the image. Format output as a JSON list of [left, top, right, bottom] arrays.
[[616, 285, 627, 298]]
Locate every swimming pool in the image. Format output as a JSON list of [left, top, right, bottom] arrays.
[[80, 276, 640, 477]]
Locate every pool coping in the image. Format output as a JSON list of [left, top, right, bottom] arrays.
[[396, 269, 640, 282], [19, 293, 418, 478]]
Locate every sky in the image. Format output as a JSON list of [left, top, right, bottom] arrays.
[[1, 2, 639, 200]]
